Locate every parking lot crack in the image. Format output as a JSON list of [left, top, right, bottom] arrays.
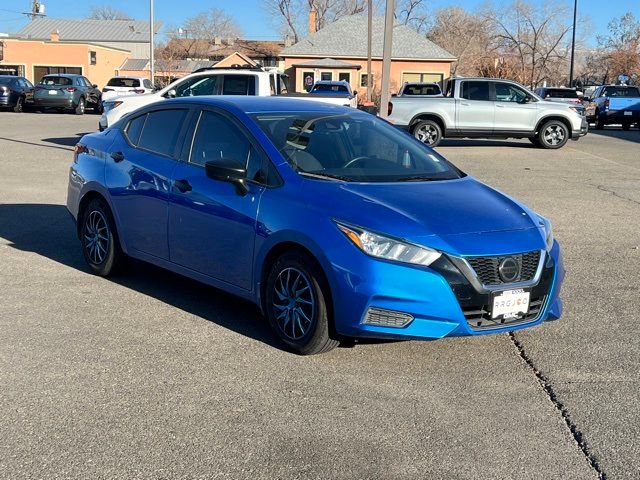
[[509, 332, 606, 480], [592, 184, 640, 206]]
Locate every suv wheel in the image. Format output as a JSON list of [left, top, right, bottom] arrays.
[[75, 97, 85, 115], [13, 96, 24, 113], [80, 198, 124, 276], [537, 120, 569, 149], [265, 252, 339, 355], [412, 120, 442, 147]]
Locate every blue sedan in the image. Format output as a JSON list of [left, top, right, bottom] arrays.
[[67, 97, 564, 354]]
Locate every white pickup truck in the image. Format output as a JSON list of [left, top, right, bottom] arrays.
[[388, 77, 588, 149]]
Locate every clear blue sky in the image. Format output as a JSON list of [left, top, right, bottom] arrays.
[[1, 0, 638, 43]]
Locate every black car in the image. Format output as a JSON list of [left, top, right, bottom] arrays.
[[33, 74, 102, 115], [0, 75, 35, 112]]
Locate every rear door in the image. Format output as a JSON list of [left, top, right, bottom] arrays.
[[105, 107, 191, 259], [491, 81, 538, 133], [456, 80, 494, 133]]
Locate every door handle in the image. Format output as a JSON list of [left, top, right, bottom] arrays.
[[174, 179, 192, 193], [460, 102, 470, 106], [495, 103, 505, 108], [110, 151, 124, 162]]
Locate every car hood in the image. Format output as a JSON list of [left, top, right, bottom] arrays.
[[303, 176, 542, 248]]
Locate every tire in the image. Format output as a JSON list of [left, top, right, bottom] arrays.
[[265, 252, 339, 355], [94, 101, 104, 114], [75, 97, 85, 115], [537, 120, 569, 149], [412, 119, 442, 147], [622, 123, 630, 131], [593, 112, 604, 130], [80, 197, 125, 276], [13, 96, 24, 113]]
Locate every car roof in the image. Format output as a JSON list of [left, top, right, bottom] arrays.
[[0, 75, 23, 79], [163, 95, 355, 114], [314, 80, 348, 85], [42, 73, 82, 78]]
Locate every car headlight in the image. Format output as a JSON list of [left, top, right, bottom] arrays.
[[336, 222, 441, 266], [103, 100, 123, 113], [569, 106, 582, 116], [537, 215, 554, 250]]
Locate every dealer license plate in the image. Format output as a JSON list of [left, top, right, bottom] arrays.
[[48, 90, 58, 95], [492, 289, 530, 319], [624, 111, 632, 116]]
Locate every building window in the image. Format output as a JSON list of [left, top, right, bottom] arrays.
[[320, 71, 332, 81], [401, 72, 444, 85], [34, 66, 83, 82], [338, 72, 350, 84], [360, 73, 374, 88], [302, 71, 314, 92], [90, 51, 97, 65]]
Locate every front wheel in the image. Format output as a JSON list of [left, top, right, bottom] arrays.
[[75, 97, 85, 115], [13, 96, 24, 113], [80, 198, 124, 276], [537, 120, 569, 149], [265, 252, 339, 355], [622, 123, 631, 131], [412, 119, 442, 147]]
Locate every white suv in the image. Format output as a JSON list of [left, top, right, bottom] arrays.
[[102, 76, 155, 102], [99, 67, 288, 130]]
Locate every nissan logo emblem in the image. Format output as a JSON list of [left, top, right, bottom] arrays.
[[498, 257, 520, 283]]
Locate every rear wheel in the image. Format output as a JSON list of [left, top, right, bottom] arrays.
[[13, 96, 24, 113], [537, 120, 569, 149], [75, 97, 85, 115], [412, 119, 442, 147], [594, 113, 604, 130], [80, 198, 124, 276], [265, 252, 339, 355], [622, 123, 631, 131]]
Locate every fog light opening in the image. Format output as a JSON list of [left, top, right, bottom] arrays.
[[363, 307, 414, 328]]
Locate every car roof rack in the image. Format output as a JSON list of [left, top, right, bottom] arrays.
[[192, 64, 265, 73]]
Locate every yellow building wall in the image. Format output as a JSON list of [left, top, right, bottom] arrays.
[[0, 39, 130, 89]]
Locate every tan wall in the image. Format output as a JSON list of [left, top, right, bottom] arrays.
[[284, 57, 453, 96], [0, 39, 130, 89]]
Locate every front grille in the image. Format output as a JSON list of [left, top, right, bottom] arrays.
[[463, 296, 546, 330], [466, 251, 541, 286]]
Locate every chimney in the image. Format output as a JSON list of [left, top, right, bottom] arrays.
[[50, 29, 59, 42], [309, 8, 317, 34], [214, 37, 221, 46]]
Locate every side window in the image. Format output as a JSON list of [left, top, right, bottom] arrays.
[[494, 82, 528, 103], [189, 111, 250, 168], [269, 75, 276, 95], [222, 75, 256, 95], [137, 109, 187, 157], [174, 75, 219, 97], [460, 81, 491, 101], [125, 114, 147, 145]]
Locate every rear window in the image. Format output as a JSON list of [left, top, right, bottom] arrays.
[[544, 89, 578, 99], [39, 76, 72, 86], [603, 86, 640, 97], [107, 77, 141, 88], [312, 84, 349, 93], [403, 84, 441, 96], [136, 109, 188, 157], [222, 75, 256, 95]]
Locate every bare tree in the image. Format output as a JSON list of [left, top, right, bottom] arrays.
[[87, 5, 132, 20], [597, 13, 640, 83]]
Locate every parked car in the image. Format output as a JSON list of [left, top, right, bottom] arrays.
[[68, 96, 564, 355], [34, 74, 102, 115], [101, 76, 155, 102], [388, 77, 588, 148], [584, 84, 640, 130], [100, 66, 289, 130], [305, 80, 358, 107], [0, 75, 34, 112], [533, 87, 585, 116], [396, 82, 442, 97]]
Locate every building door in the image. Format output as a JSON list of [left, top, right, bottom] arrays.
[[33, 66, 82, 83], [302, 71, 314, 92]]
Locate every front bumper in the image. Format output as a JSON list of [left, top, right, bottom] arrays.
[[330, 241, 564, 341], [572, 117, 588, 139]]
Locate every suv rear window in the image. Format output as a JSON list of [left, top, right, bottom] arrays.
[[39, 76, 72, 86], [544, 89, 578, 99], [107, 78, 140, 88]]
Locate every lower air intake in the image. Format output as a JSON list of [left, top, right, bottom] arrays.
[[363, 308, 414, 328]]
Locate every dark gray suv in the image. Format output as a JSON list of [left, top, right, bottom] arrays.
[[33, 74, 102, 115]]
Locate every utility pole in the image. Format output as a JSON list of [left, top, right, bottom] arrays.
[[366, 0, 372, 103], [149, 0, 155, 84], [379, 0, 394, 118], [569, 0, 577, 87]]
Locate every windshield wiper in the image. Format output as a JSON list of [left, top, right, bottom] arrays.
[[299, 171, 353, 182], [396, 175, 439, 182]]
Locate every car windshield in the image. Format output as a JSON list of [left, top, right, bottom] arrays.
[[312, 84, 349, 93], [251, 112, 464, 182], [603, 86, 640, 97], [39, 76, 72, 86], [545, 89, 578, 99], [107, 78, 140, 87]]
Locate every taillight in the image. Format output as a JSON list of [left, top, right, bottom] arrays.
[[388, 102, 393, 115], [604, 99, 610, 109], [0, 86, 7, 97], [73, 143, 88, 162], [65, 87, 77, 93]]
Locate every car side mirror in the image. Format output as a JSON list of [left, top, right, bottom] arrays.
[[353, 90, 358, 95], [521, 95, 534, 104], [205, 161, 248, 195], [165, 89, 176, 98], [583, 97, 590, 102], [92, 84, 98, 88]]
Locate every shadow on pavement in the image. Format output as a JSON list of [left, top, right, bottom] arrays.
[[0, 203, 284, 351], [41, 133, 91, 147], [589, 127, 640, 144]]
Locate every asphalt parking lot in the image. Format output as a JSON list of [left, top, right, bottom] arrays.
[[1, 111, 638, 479]]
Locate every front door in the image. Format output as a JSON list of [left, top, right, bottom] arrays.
[[456, 80, 494, 133], [492, 81, 538, 132], [168, 109, 264, 290]]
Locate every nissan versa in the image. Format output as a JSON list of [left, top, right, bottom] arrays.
[[67, 97, 564, 355]]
